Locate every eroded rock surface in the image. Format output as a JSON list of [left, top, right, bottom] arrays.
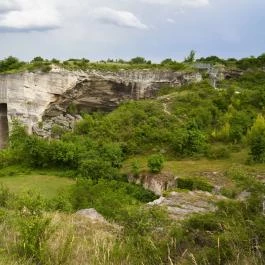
[[76, 208, 107, 224], [148, 191, 226, 220], [0, 67, 202, 139], [128, 172, 177, 196]]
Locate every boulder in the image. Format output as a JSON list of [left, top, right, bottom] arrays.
[[76, 208, 107, 224], [147, 190, 227, 220]]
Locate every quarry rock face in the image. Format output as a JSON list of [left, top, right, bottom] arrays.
[[128, 172, 177, 196], [0, 67, 202, 140], [148, 191, 226, 220]]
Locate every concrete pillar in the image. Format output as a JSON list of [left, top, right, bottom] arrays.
[[0, 103, 8, 149]]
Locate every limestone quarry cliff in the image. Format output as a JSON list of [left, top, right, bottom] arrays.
[[0, 67, 202, 142]]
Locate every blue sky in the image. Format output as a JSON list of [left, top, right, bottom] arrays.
[[0, 0, 264, 62]]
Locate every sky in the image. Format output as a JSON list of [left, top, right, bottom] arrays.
[[0, 0, 264, 62]]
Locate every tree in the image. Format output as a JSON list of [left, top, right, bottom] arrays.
[[0, 56, 25, 72], [78, 159, 119, 181], [184, 50, 196, 63], [148, 154, 164, 173], [31, 56, 44, 63], [51, 58, 60, 64], [247, 114, 265, 162], [130, 57, 147, 64], [161, 58, 174, 65]]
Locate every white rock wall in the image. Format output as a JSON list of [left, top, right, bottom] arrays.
[[0, 67, 202, 134]]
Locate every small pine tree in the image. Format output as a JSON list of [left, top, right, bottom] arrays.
[[247, 114, 265, 162]]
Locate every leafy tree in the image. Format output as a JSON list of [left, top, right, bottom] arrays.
[[184, 50, 196, 63], [171, 124, 207, 156], [130, 57, 148, 64], [196, 55, 225, 64], [51, 58, 60, 64], [161, 58, 174, 65], [147, 154, 164, 173], [78, 159, 119, 181], [247, 114, 265, 162], [0, 56, 25, 72], [31, 56, 44, 63], [99, 143, 124, 168], [185, 125, 207, 155]]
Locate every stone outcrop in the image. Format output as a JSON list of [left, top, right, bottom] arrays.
[[76, 208, 107, 224], [128, 172, 177, 196], [0, 67, 202, 141], [148, 191, 226, 220]]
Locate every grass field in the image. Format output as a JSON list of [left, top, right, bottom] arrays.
[[2, 148, 265, 199], [122, 148, 265, 187], [0, 167, 75, 198]]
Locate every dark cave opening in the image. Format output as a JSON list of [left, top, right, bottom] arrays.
[[0, 103, 8, 149]]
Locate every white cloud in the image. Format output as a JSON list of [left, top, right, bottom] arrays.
[[140, 0, 209, 7], [166, 18, 176, 24], [92, 7, 148, 30], [183, 0, 209, 7], [0, 0, 61, 31], [0, 0, 18, 13]]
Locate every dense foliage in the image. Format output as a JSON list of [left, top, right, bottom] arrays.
[[1, 52, 265, 73], [1, 58, 265, 264]]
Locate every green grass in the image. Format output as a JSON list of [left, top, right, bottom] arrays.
[[0, 170, 75, 199], [122, 148, 265, 188]]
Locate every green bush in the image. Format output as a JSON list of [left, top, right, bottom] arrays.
[[131, 160, 141, 176], [118, 206, 170, 265], [14, 192, 52, 264], [206, 145, 231, 159], [0, 56, 26, 73], [170, 192, 265, 264], [147, 154, 164, 173], [177, 177, 214, 192], [0, 185, 12, 208], [71, 179, 157, 221], [0, 149, 13, 169], [78, 159, 119, 181], [247, 114, 265, 162], [48, 191, 73, 212], [171, 125, 207, 156], [51, 125, 65, 138]]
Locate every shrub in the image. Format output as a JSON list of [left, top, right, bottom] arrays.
[[71, 179, 157, 220], [131, 159, 141, 176], [78, 159, 119, 181], [40, 64, 52, 73], [206, 145, 231, 159], [0, 56, 25, 73], [0, 149, 13, 169], [247, 114, 265, 162], [48, 191, 73, 212], [51, 125, 65, 138], [17, 215, 52, 262], [177, 177, 214, 192], [147, 154, 164, 173], [0, 185, 12, 208], [171, 125, 207, 156], [119, 206, 170, 265], [14, 192, 52, 264], [98, 142, 124, 168]]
